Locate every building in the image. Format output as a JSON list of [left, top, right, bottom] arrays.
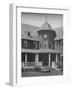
[[21, 19, 63, 72], [54, 27, 63, 68]]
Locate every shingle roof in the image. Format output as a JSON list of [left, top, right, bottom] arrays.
[[21, 24, 40, 41], [22, 36, 40, 41], [21, 23, 63, 41], [21, 23, 39, 32], [40, 21, 52, 30], [54, 27, 63, 40]]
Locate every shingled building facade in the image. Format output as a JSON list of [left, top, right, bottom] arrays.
[[21, 20, 63, 72]]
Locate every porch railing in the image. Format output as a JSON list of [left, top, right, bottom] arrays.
[[22, 62, 42, 69]]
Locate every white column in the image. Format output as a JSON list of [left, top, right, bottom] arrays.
[[35, 53, 38, 63], [56, 54, 58, 63], [25, 53, 27, 63], [49, 54, 51, 66]]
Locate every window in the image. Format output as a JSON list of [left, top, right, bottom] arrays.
[[59, 40, 61, 48], [28, 32, 30, 36], [24, 40, 27, 47], [33, 41, 37, 49], [55, 41, 59, 48], [49, 43, 52, 49], [61, 40, 63, 47], [39, 42, 41, 48]]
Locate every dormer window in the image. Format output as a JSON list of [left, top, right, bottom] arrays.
[[28, 32, 30, 37]]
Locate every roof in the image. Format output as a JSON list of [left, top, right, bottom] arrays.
[[40, 21, 52, 30], [22, 36, 40, 41], [21, 23, 63, 41], [21, 23, 39, 32], [55, 48, 63, 54], [21, 24, 40, 41], [54, 27, 63, 40], [21, 48, 62, 54]]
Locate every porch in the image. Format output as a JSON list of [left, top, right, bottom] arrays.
[[21, 52, 63, 73]]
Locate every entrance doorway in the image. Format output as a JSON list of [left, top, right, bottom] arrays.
[[39, 53, 49, 66]]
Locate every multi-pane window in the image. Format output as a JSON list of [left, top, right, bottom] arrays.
[[33, 41, 37, 49], [39, 42, 41, 48], [55, 41, 59, 48], [22, 39, 40, 49], [48, 43, 51, 49], [54, 39, 63, 49], [59, 40, 63, 48], [59, 40, 61, 47]]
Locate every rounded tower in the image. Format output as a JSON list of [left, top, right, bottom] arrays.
[[37, 16, 56, 49]]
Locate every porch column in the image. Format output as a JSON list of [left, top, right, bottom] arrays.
[[56, 54, 58, 63], [49, 53, 51, 66], [35, 53, 38, 63], [25, 53, 27, 63]]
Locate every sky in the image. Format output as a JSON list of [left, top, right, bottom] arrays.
[[21, 12, 63, 29]]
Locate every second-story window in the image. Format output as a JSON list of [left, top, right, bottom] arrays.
[[33, 41, 37, 49], [59, 40, 61, 48], [24, 40, 27, 47], [39, 42, 41, 48], [56, 41, 59, 48], [61, 40, 63, 47], [49, 43, 52, 49]]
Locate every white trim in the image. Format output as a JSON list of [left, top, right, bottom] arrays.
[[13, 3, 69, 11]]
